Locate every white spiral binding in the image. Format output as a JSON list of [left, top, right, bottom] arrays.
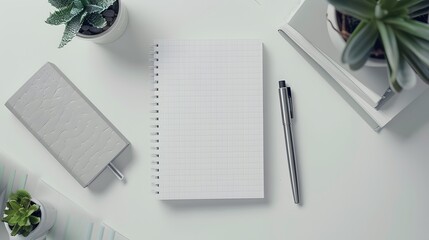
[[151, 43, 160, 195]]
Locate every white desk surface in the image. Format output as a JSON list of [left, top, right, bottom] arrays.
[[1, 0, 429, 239]]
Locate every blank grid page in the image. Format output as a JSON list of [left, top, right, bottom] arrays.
[[154, 40, 264, 200]]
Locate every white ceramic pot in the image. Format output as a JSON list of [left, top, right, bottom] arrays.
[[326, 4, 386, 68], [5, 199, 56, 240], [77, 0, 129, 44]]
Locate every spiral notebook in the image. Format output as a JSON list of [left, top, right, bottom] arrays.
[[151, 40, 264, 200]]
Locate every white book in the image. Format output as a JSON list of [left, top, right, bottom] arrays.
[[279, 0, 428, 131], [5, 63, 129, 187], [151, 40, 264, 200]]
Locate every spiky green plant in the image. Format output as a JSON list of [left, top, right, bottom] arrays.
[[328, 0, 429, 92], [46, 0, 116, 48], [2, 190, 41, 237]]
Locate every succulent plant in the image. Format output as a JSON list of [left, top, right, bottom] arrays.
[[328, 0, 429, 92], [46, 0, 117, 48], [2, 190, 41, 237]]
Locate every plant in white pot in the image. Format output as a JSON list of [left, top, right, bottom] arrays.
[[46, 0, 128, 48], [2, 190, 56, 240], [327, 0, 429, 93]]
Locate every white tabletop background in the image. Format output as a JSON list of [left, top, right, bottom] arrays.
[[1, 0, 429, 239]]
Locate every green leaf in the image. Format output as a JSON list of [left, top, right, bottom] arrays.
[[402, 47, 429, 84], [29, 216, 40, 225], [71, 0, 85, 15], [2, 215, 13, 222], [342, 21, 378, 69], [9, 214, 20, 225], [409, 0, 429, 13], [11, 224, 21, 236], [328, 0, 376, 20], [410, 36, 429, 52], [397, 32, 429, 66], [375, 3, 389, 19], [387, 62, 403, 92], [4, 209, 16, 215], [59, 11, 87, 48], [87, 13, 107, 28], [18, 216, 29, 227], [348, 53, 371, 70], [71, 8, 84, 16], [71, 8, 84, 15], [9, 200, 21, 211], [48, 0, 72, 9], [387, 8, 409, 18], [386, 18, 429, 41], [27, 204, 39, 216], [86, 4, 104, 13], [9, 190, 31, 202], [91, 0, 116, 11], [380, 0, 398, 9], [396, 56, 417, 89], [377, 21, 399, 84], [409, 6, 429, 18], [21, 225, 33, 237], [73, 0, 84, 9], [392, 0, 423, 11], [342, 21, 366, 63], [46, 4, 77, 25], [374, 4, 389, 19], [21, 197, 31, 209], [24, 218, 31, 226]]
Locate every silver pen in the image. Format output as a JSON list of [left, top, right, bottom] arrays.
[[279, 80, 300, 204]]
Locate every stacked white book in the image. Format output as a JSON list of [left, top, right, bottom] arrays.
[[279, 0, 428, 131]]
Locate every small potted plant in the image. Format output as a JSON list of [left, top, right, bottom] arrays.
[[2, 190, 56, 240], [327, 0, 429, 93], [46, 0, 129, 48]]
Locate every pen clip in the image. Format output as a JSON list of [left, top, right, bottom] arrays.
[[287, 87, 294, 119]]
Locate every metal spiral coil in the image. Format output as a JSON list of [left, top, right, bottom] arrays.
[[151, 43, 160, 195]]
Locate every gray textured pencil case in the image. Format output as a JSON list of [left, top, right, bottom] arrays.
[[5, 62, 129, 187]]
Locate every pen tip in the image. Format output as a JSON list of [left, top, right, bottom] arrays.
[[279, 81, 286, 88]]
